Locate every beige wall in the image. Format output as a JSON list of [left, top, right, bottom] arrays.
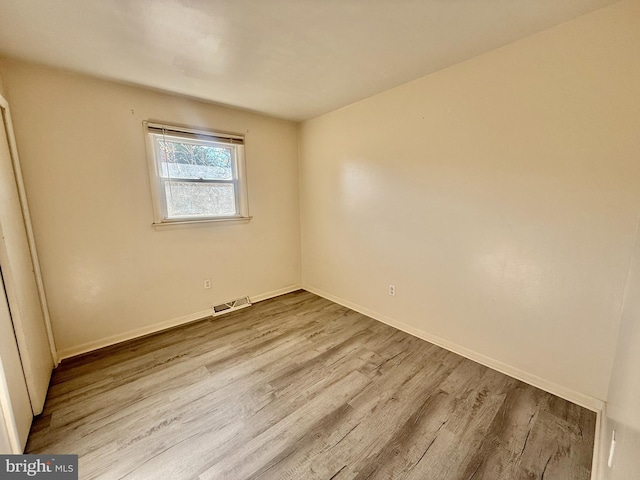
[[299, 0, 640, 401], [600, 218, 640, 478], [2, 0, 639, 414], [0, 60, 301, 356]]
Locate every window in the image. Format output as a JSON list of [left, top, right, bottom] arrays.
[[144, 122, 250, 225]]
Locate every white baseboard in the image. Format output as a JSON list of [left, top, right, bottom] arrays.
[[56, 308, 212, 361], [303, 284, 604, 413], [57, 284, 302, 361], [58, 282, 603, 412], [251, 284, 302, 303]]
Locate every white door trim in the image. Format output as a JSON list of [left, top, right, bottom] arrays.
[[0, 94, 57, 364]]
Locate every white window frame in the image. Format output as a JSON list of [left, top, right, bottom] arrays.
[[144, 121, 250, 227]]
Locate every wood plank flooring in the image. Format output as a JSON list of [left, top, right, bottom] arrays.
[[27, 290, 596, 480]]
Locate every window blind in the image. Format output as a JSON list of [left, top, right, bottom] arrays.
[[146, 122, 244, 145]]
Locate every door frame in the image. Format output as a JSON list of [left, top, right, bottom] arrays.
[[0, 94, 57, 364]]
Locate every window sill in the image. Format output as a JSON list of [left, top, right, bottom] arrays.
[[152, 216, 252, 229]]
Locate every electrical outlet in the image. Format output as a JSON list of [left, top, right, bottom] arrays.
[[204, 279, 212, 289], [389, 284, 396, 296]]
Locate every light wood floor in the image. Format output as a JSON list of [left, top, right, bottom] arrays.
[[27, 290, 596, 480]]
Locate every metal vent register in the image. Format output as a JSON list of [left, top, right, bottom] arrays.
[[212, 296, 252, 316]]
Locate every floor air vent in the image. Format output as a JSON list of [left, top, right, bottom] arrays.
[[212, 296, 252, 317]]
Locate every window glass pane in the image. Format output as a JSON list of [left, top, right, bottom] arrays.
[[157, 139, 233, 180], [165, 182, 237, 218]]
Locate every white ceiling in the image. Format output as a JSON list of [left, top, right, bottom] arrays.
[[0, 0, 619, 121]]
